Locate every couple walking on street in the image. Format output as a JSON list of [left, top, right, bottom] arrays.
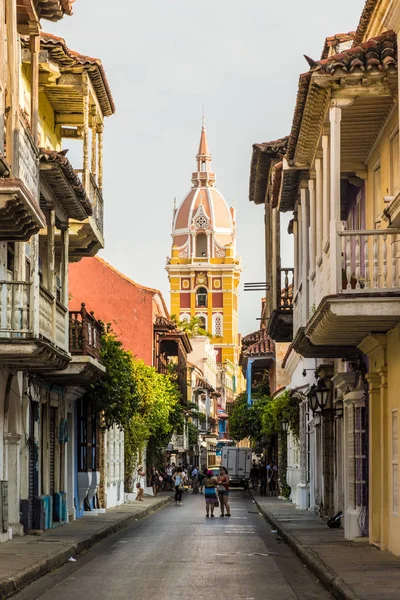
[[204, 467, 231, 518]]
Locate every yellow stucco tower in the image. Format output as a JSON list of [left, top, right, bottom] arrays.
[[166, 122, 243, 397]]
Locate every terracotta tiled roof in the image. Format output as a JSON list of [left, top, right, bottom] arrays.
[[249, 137, 288, 205], [353, 0, 380, 47], [280, 169, 302, 212], [242, 329, 275, 357], [33, 0, 75, 21], [39, 148, 92, 219], [320, 32, 355, 60], [315, 31, 396, 74], [154, 315, 176, 330], [287, 31, 396, 164], [39, 33, 115, 116], [270, 161, 283, 210]]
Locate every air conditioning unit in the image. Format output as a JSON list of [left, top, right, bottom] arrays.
[[0, 481, 8, 533]]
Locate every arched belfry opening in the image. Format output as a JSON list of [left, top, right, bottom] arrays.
[[196, 233, 208, 257]]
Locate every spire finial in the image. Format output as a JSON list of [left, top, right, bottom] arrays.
[[202, 105, 206, 129]]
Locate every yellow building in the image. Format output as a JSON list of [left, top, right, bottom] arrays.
[[166, 122, 243, 400]]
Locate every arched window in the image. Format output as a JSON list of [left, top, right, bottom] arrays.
[[196, 287, 207, 307], [196, 233, 208, 257], [197, 314, 207, 330], [213, 313, 223, 337], [180, 313, 190, 324]]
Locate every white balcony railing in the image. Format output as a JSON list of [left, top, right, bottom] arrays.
[[0, 281, 67, 350], [0, 281, 31, 336], [339, 229, 400, 292]]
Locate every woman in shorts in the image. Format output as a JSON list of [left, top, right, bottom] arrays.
[[217, 466, 231, 517]]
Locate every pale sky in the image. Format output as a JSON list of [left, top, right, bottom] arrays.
[[51, 0, 366, 335]]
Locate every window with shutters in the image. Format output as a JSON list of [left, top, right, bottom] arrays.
[[393, 410, 398, 515], [213, 313, 223, 337], [355, 406, 367, 508]]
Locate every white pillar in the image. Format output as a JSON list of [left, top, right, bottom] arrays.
[[300, 185, 309, 326], [322, 134, 330, 249], [329, 103, 344, 294], [315, 158, 323, 263], [308, 179, 316, 275]]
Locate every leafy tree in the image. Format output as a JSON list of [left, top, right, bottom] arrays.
[[170, 314, 211, 338], [87, 328, 137, 428]]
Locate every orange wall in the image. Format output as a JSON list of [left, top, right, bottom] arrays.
[[69, 257, 160, 366]]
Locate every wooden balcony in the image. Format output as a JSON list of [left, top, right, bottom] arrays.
[[0, 281, 69, 369], [267, 268, 294, 342], [0, 123, 45, 241], [46, 304, 105, 385], [303, 229, 400, 352], [69, 172, 104, 259]]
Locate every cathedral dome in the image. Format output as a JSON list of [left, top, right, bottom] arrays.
[[172, 123, 236, 258]]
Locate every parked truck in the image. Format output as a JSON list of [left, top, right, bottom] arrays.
[[221, 447, 252, 488]]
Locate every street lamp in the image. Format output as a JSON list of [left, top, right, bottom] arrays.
[[100, 414, 115, 430], [308, 385, 319, 414], [282, 419, 289, 432], [315, 378, 330, 411]]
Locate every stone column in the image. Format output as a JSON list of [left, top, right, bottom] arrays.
[[5, 433, 23, 536], [300, 185, 309, 325], [322, 134, 330, 249], [264, 200, 272, 318], [308, 178, 316, 276], [329, 103, 345, 294], [366, 372, 382, 546], [359, 333, 387, 549], [315, 157, 323, 261]]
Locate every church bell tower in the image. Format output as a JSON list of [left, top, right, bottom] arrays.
[[166, 122, 242, 395]]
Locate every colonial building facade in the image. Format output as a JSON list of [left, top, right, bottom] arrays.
[[249, 0, 400, 557], [0, 1, 114, 541]]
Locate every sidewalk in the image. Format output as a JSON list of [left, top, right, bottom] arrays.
[[0, 494, 171, 599], [250, 492, 400, 600]]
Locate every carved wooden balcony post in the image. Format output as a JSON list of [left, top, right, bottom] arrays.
[[81, 302, 88, 356]]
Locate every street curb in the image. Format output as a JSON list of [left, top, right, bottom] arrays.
[[0, 496, 172, 599], [250, 492, 360, 600]]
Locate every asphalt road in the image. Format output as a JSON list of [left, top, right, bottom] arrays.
[[13, 491, 332, 600]]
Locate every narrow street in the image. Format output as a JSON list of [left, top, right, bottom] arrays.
[[13, 491, 331, 600]]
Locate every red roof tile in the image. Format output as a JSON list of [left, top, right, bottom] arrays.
[[287, 31, 396, 164], [242, 329, 275, 357], [249, 137, 288, 205], [353, 0, 380, 47], [38, 33, 115, 116]]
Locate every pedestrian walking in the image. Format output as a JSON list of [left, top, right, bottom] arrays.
[[135, 466, 146, 501], [172, 466, 185, 505], [191, 466, 199, 494], [217, 466, 231, 517], [259, 461, 267, 497], [250, 460, 259, 490], [165, 463, 173, 490], [151, 466, 159, 496], [199, 466, 207, 494], [203, 470, 219, 518]]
